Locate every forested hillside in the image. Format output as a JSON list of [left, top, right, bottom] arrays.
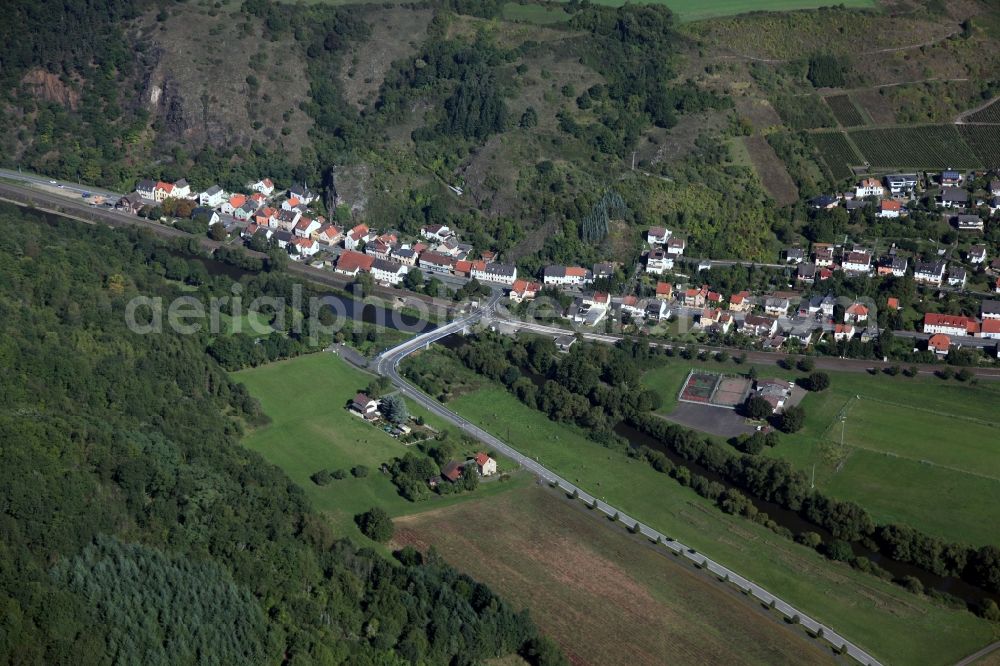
[[0, 204, 558, 664]]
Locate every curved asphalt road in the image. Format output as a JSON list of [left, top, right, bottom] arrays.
[[374, 298, 884, 666]]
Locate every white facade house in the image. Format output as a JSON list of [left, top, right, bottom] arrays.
[[885, 173, 918, 195], [646, 226, 670, 245], [290, 237, 319, 258], [371, 258, 409, 286], [199, 185, 226, 207], [471, 263, 517, 286], [855, 178, 885, 199], [666, 237, 686, 256], [842, 251, 872, 274], [645, 248, 674, 274], [914, 260, 946, 286], [420, 224, 453, 242], [543, 265, 593, 286], [251, 178, 275, 196]]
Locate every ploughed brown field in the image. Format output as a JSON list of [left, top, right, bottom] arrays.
[[393, 486, 836, 666]]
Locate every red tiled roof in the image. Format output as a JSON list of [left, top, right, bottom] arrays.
[[881, 200, 902, 211], [928, 334, 951, 351], [846, 303, 869, 316], [229, 194, 247, 208], [923, 312, 978, 334], [474, 452, 490, 466], [565, 266, 588, 277], [887, 297, 900, 309], [982, 319, 1000, 334], [338, 250, 374, 273], [656, 282, 672, 295]]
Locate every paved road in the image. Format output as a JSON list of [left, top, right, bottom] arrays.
[[373, 303, 883, 666], [505, 318, 1000, 379], [954, 640, 1000, 666], [0, 167, 121, 200]]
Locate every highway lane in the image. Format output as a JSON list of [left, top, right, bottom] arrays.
[[373, 300, 884, 666]]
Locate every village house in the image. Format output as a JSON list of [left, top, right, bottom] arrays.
[[480, 250, 497, 264], [350, 393, 379, 417], [844, 302, 869, 323], [294, 217, 321, 238], [877, 256, 907, 277], [169, 179, 190, 199], [153, 181, 174, 202], [697, 307, 721, 327], [923, 312, 979, 337], [764, 297, 790, 316], [618, 295, 646, 319], [879, 199, 903, 218], [592, 262, 616, 280], [222, 194, 247, 216], [472, 262, 517, 286], [666, 237, 686, 256], [192, 207, 220, 226], [273, 230, 293, 249], [842, 250, 872, 275], [344, 224, 373, 251], [646, 226, 670, 245], [784, 248, 805, 264], [885, 173, 918, 196], [655, 282, 673, 301], [316, 224, 342, 246], [393, 247, 418, 267], [928, 333, 951, 355], [980, 319, 1000, 341], [982, 300, 1000, 320], [796, 262, 816, 283], [509, 279, 541, 303], [371, 258, 409, 286], [831, 323, 854, 342], [969, 245, 988, 264], [274, 209, 300, 231], [729, 290, 752, 312], [136, 179, 157, 200], [436, 238, 473, 260], [813, 243, 835, 267], [366, 238, 393, 260], [887, 297, 901, 311], [810, 195, 839, 209], [913, 260, 946, 286], [289, 183, 316, 205], [198, 184, 225, 207], [251, 178, 275, 196], [741, 314, 778, 338], [473, 453, 497, 477], [543, 265, 593, 287], [645, 299, 668, 321], [956, 214, 984, 232], [420, 224, 453, 242], [948, 266, 968, 289], [234, 202, 257, 221], [645, 248, 673, 274], [418, 251, 454, 274], [683, 285, 708, 308], [855, 177, 885, 199], [290, 237, 319, 258], [801, 294, 836, 320], [335, 250, 375, 278], [939, 188, 969, 209], [940, 170, 963, 188], [753, 378, 793, 413]]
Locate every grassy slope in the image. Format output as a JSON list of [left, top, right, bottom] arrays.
[[395, 486, 838, 666], [443, 383, 996, 665], [233, 353, 529, 538], [641, 359, 1000, 547]]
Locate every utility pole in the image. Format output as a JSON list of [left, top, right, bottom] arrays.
[[631, 151, 636, 171], [811, 463, 816, 490]]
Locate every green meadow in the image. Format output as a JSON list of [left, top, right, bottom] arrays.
[[234, 353, 528, 539]]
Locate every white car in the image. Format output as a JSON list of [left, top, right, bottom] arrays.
[[48, 180, 57, 184]]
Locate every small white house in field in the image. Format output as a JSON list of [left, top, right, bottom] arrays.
[[473, 452, 497, 476]]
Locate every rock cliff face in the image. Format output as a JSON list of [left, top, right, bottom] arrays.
[[129, 5, 312, 153], [20, 69, 81, 110]]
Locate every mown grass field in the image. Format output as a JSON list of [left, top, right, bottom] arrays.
[[233, 353, 529, 539], [395, 486, 837, 666], [441, 372, 996, 665], [641, 359, 1000, 547]]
